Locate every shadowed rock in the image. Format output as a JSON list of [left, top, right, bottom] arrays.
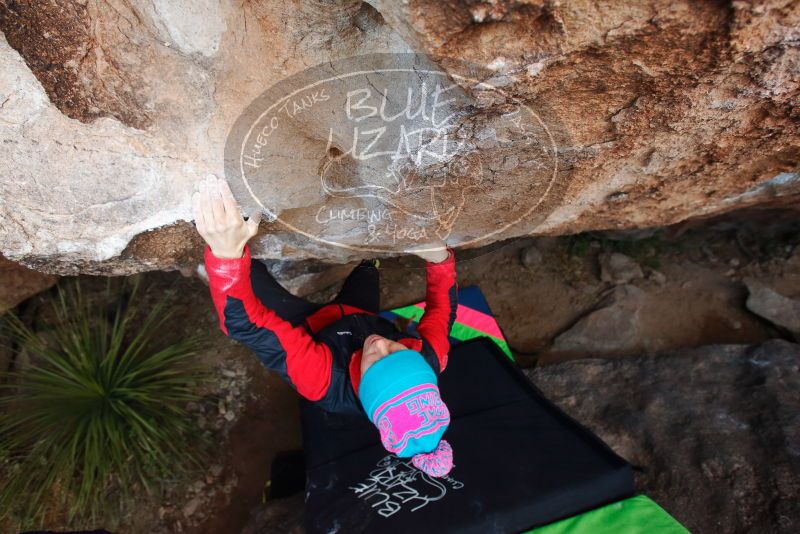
[[599, 252, 644, 285], [551, 284, 647, 356], [744, 278, 800, 336], [526, 340, 800, 534]]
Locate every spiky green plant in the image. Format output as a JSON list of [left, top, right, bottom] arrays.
[[0, 277, 208, 529]]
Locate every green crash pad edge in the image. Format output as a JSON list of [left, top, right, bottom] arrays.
[[387, 304, 515, 361], [525, 495, 690, 534]]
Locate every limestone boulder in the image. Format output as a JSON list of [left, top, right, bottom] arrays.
[[0, 0, 796, 273]]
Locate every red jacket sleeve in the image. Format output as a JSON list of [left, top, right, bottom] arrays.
[[203, 244, 332, 401], [417, 248, 458, 372]]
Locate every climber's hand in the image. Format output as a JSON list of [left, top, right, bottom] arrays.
[[192, 175, 261, 259], [410, 239, 450, 264]]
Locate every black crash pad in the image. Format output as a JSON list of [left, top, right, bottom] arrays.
[[300, 337, 634, 533]]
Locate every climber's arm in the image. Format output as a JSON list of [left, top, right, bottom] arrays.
[[414, 247, 458, 372], [194, 176, 332, 401], [204, 244, 332, 400]]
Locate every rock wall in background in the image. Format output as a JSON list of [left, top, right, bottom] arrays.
[[0, 0, 798, 275], [526, 339, 800, 534]]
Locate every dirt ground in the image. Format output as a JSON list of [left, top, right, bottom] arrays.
[[2, 218, 798, 533]]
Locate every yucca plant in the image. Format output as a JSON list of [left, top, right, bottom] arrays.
[[0, 277, 209, 529]]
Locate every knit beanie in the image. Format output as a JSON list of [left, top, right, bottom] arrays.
[[358, 349, 453, 477]]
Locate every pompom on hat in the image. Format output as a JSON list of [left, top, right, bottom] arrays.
[[412, 439, 453, 477], [358, 349, 454, 477]]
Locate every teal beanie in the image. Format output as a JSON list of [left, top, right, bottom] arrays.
[[358, 350, 450, 459]]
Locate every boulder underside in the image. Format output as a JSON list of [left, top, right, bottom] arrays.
[[0, 0, 797, 275]]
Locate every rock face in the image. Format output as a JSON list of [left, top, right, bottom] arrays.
[[551, 284, 648, 356], [599, 252, 644, 285], [0, 1, 798, 273], [0, 255, 56, 313], [526, 340, 800, 534], [745, 278, 800, 336]]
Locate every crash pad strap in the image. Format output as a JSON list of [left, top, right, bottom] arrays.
[[526, 495, 691, 534]]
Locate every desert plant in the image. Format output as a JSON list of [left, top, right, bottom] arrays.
[[0, 277, 208, 529]]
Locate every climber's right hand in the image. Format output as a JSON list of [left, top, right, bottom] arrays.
[[192, 175, 261, 259], [409, 238, 451, 264]]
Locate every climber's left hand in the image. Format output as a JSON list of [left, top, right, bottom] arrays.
[[192, 175, 261, 259]]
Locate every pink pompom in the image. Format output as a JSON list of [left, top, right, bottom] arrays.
[[412, 440, 454, 477]]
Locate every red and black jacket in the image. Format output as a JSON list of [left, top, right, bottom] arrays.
[[204, 244, 458, 414]]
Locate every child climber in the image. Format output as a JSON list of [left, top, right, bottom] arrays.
[[192, 176, 457, 477]]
